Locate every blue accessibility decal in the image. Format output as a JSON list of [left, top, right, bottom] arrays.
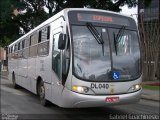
[[112, 71, 120, 80]]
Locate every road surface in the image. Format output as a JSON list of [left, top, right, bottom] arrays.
[[1, 77, 159, 120]]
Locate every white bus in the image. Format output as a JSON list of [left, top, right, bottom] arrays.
[[8, 8, 142, 108]]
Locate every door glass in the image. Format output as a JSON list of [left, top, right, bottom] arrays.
[[52, 33, 61, 78], [62, 39, 70, 80]]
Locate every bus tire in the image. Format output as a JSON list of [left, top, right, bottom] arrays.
[[39, 80, 49, 106], [12, 73, 19, 89]]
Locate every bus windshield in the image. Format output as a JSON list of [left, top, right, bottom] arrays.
[[72, 25, 141, 81]]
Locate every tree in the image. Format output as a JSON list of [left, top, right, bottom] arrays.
[[0, 0, 19, 47], [0, 0, 138, 47], [137, 0, 159, 81]]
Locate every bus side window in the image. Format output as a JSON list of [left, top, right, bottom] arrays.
[[29, 32, 38, 57], [22, 40, 25, 49], [15, 44, 17, 52], [24, 38, 29, 58], [14, 44, 18, 59], [22, 40, 25, 58], [38, 26, 50, 56], [18, 41, 23, 58], [47, 26, 50, 39], [52, 33, 61, 78], [38, 31, 42, 43], [11, 46, 15, 60], [18, 42, 20, 50]]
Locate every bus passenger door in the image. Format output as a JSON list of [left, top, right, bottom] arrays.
[[52, 32, 64, 105]]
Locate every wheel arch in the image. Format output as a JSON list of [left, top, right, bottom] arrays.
[[12, 71, 15, 80], [12, 71, 15, 76], [36, 76, 43, 95]]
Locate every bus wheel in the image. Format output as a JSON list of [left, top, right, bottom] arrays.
[[12, 73, 19, 89], [39, 81, 49, 106]]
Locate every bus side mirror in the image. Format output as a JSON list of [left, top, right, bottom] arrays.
[[58, 33, 66, 50]]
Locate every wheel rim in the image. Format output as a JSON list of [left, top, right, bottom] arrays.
[[40, 85, 45, 99]]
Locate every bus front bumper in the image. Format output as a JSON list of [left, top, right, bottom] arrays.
[[61, 88, 142, 108]]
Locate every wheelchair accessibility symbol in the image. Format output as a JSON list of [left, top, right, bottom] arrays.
[[112, 71, 120, 80]]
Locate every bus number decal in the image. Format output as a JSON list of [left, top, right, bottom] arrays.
[[91, 83, 109, 89]]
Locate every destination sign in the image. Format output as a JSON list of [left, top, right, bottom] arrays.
[[76, 13, 130, 26]]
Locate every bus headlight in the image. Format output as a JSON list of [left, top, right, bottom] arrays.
[[72, 85, 89, 94], [128, 84, 141, 93]]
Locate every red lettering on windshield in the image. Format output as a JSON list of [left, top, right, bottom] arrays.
[[93, 15, 112, 22]]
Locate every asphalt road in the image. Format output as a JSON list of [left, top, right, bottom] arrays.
[[1, 77, 159, 120]]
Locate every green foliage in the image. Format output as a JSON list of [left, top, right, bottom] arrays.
[[142, 85, 160, 91], [0, 0, 138, 47], [140, 0, 152, 8], [0, 19, 20, 47]]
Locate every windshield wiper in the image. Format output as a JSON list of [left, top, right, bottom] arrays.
[[115, 25, 126, 43], [86, 22, 105, 56], [86, 22, 104, 44], [114, 25, 126, 55]]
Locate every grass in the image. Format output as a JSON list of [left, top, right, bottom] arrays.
[[142, 85, 160, 91]]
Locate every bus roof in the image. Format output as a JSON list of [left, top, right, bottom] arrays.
[[8, 8, 135, 47]]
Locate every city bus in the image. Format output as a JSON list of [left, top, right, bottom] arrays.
[[8, 8, 142, 108]]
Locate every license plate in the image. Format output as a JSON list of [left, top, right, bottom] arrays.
[[105, 97, 119, 103]]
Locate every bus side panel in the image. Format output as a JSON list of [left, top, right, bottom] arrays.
[[43, 56, 52, 101], [27, 57, 36, 92], [36, 55, 52, 100], [21, 59, 28, 90], [15, 59, 21, 86], [17, 59, 22, 86]]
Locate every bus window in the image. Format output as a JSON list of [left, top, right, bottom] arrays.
[[25, 38, 30, 48], [38, 41, 49, 56], [38, 26, 50, 56], [29, 33, 38, 57], [21, 40, 25, 58], [22, 40, 25, 49], [47, 26, 50, 39], [11, 46, 14, 59], [38, 31, 42, 43], [30, 33, 38, 45], [14, 44, 17, 52], [23, 38, 29, 58], [110, 28, 141, 80], [14, 44, 18, 59], [40, 26, 50, 42], [18, 43, 20, 50], [52, 33, 61, 78], [18, 41, 23, 58]]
